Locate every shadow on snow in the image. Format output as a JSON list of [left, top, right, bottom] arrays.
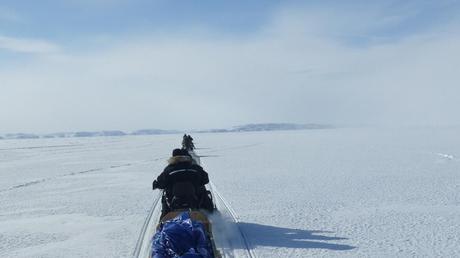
[[238, 222, 356, 251]]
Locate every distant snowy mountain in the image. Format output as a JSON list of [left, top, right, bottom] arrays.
[[102, 130, 127, 136], [43, 132, 75, 138], [74, 132, 100, 137], [0, 123, 333, 140], [3, 133, 40, 139], [131, 129, 180, 135], [195, 123, 333, 133], [230, 123, 333, 132], [74, 131, 127, 137]]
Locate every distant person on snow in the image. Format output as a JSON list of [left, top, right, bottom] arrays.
[[152, 148, 213, 217]]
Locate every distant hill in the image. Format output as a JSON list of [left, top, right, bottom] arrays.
[[230, 123, 333, 132], [73, 131, 99, 137], [196, 123, 333, 133], [0, 123, 333, 140], [43, 132, 75, 138], [3, 133, 40, 139], [131, 129, 180, 135], [74, 131, 127, 137]]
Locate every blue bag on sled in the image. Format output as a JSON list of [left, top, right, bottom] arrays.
[[151, 212, 213, 258]]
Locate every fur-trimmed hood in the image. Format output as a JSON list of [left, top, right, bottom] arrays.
[[168, 155, 192, 165]]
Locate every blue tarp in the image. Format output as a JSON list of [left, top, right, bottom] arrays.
[[151, 212, 213, 258]]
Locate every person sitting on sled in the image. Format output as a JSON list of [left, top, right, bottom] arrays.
[[152, 148, 214, 216]]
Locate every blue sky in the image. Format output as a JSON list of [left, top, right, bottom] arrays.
[[0, 1, 457, 52], [1, 1, 460, 133], [1, 0, 279, 42], [1, 1, 458, 43]]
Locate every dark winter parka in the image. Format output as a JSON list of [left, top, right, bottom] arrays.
[[153, 155, 209, 199]]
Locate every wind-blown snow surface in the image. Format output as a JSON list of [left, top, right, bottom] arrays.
[[1, 128, 459, 257]]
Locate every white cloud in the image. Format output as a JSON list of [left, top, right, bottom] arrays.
[[0, 5, 459, 133], [0, 35, 60, 54]]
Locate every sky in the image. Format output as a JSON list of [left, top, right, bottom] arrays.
[[1, 0, 460, 133]]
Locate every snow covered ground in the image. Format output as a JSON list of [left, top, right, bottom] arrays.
[[1, 127, 459, 257]]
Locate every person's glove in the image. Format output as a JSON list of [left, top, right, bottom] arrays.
[[152, 180, 158, 190]]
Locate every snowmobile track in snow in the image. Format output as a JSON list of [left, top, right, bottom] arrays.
[[210, 182, 257, 258], [0, 164, 133, 193], [133, 192, 162, 258]]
